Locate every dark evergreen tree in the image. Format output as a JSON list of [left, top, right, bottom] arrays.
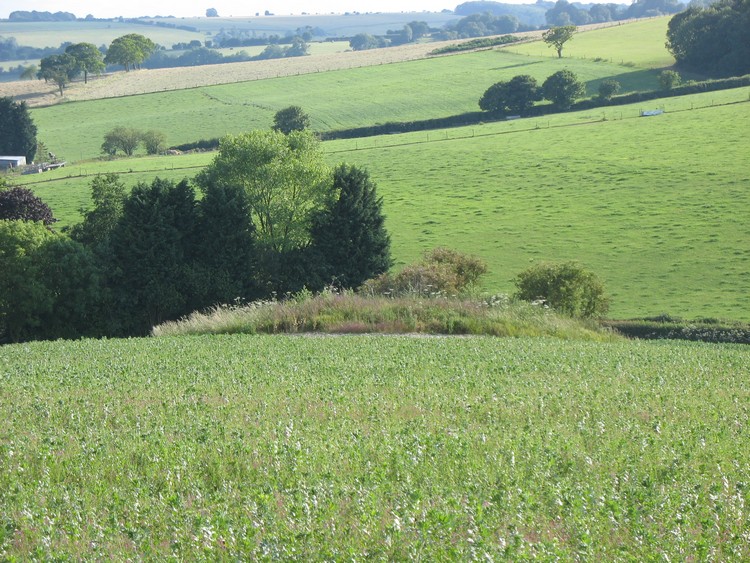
[[309, 164, 392, 290], [0, 97, 37, 162], [109, 177, 198, 334], [194, 179, 258, 306]]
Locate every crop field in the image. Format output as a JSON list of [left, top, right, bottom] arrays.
[[507, 17, 676, 70], [18, 87, 750, 321], [28, 48, 661, 162], [0, 334, 748, 559]]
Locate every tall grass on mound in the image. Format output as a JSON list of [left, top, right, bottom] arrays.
[[152, 291, 616, 341]]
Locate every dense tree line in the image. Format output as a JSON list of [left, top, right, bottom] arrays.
[[0, 130, 391, 343], [666, 0, 750, 77]]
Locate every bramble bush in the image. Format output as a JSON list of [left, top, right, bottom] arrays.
[[514, 261, 609, 318]]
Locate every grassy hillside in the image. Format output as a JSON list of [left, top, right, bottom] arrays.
[[19, 87, 750, 321], [507, 17, 675, 69], [1, 334, 748, 559], [30, 50, 661, 162]]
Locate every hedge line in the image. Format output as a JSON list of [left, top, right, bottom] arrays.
[[603, 319, 750, 345], [173, 75, 750, 148], [321, 74, 750, 141]]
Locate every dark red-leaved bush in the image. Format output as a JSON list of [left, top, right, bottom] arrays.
[[0, 187, 57, 225]]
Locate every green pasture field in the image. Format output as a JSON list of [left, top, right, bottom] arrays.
[[30, 50, 661, 162], [507, 17, 676, 70], [325, 89, 750, 321], [0, 21, 204, 49], [16, 87, 750, 321], [17, 87, 750, 321], [0, 334, 748, 559]]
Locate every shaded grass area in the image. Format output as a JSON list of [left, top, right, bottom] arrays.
[[1, 335, 749, 559], [152, 292, 616, 341]]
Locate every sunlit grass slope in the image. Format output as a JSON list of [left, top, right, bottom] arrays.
[[18, 88, 750, 321], [1, 335, 749, 559], [506, 16, 676, 69], [31, 50, 661, 162]]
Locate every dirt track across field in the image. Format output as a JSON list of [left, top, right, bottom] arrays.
[[0, 23, 630, 108]]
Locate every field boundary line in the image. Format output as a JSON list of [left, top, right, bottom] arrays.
[[327, 98, 750, 155]]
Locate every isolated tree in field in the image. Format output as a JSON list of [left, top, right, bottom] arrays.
[[309, 164, 392, 290], [273, 105, 310, 134], [514, 261, 609, 318], [141, 130, 167, 155], [0, 97, 37, 162], [542, 25, 576, 58], [479, 75, 541, 114], [598, 78, 621, 100], [38, 53, 77, 95], [104, 34, 157, 70], [0, 186, 56, 225], [20, 65, 37, 80], [542, 69, 585, 110], [196, 130, 332, 256], [206, 8, 219, 17], [102, 126, 141, 156], [65, 42, 105, 83]]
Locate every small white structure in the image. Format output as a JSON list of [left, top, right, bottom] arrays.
[[0, 156, 27, 170]]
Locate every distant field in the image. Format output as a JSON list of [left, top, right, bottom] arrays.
[[506, 17, 675, 70], [0, 12, 458, 50], [17, 87, 750, 321], [0, 20, 204, 48], [29, 50, 660, 162], [151, 12, 459, 37], [1, 334, 748, 559]]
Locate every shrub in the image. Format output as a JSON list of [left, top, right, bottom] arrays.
[[141, 130, 167, 155], [0, 186, 56, 225], [361, 247, 487, 297], [514, 261, 609, 318], [272, 105, 310, 134], [659, 70, 681, 91], [598, 79, 621, 100], [101, 126, 141, 156]]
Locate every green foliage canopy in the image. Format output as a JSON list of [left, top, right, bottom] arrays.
[[196, 130, 332, 256], [104, 34, 157, 71], [272, 105, 311, 135], [479, 75, 542, 114], [65, 42, 105, 84], [0, 97, 37, 162], [542, 69, 586, 109], [542, 25, 577, 58], [309, 164, 392, 290], [667, 0, 750, 76], [514, 261, 609, 318]]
